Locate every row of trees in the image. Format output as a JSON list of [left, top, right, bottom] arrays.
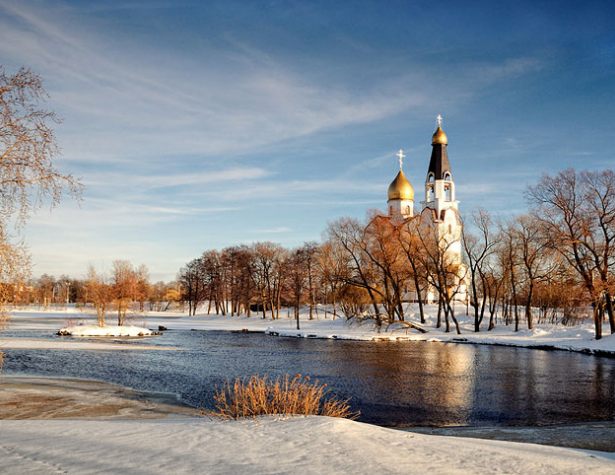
[[461, 168, 614, 340], [178, 168, 615, 340], [178, 242, 319, 327], [11, 262, 181, 326]]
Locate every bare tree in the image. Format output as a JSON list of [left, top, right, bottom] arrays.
[[178, 257, 207, 316], [363, 213, 410, 323], [499, 220, 521, 329], [317, 239, 349, 319], [112, 260, 137, 326], [0, 67, 82, 329], [509, 215, 557, 330], [135, 264, 150, 312], [287, 247, 309, 329], [326, 217, 383, 325], [84, 265, 111, 326], [36, 274, 55, 309], [250, 242, 288, 319], [462, 209, 498, 332], [528, 169, 615, 339], [415, 220, 465, 334], [398, 218, 430, 324]]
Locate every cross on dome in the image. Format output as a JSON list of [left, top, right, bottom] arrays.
[[396, 149, 405, 170], [436, 114, 442, 126]]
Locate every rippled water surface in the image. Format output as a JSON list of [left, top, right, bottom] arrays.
[[3, 330, 615, 426]]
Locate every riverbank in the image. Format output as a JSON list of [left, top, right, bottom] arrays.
[[406, 422, 615, 453], [0, 414, 613, 474], [4, 305, 615, 356], [2, 374, 613, 453], [127, 306, 615, 356], [0, 376, 197, 419]]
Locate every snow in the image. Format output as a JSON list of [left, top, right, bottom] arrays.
[[146, 306, 615, 355], [0, 416, 613, 475], [4, 305, 615, 354], [58, 324, 154, 337], [0, 338, 177, 351], [2, 307, 615, 473]]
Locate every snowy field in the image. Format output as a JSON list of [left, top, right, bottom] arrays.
[[0, 416, 613, 475], [2, 306, 615, 474]]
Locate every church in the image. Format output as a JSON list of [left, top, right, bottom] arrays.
[[384, 117, 467, 303]]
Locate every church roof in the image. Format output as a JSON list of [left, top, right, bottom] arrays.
[[388, 169, 414, 201], [432, 126, 448, 145], [427, 125, 452, 180]]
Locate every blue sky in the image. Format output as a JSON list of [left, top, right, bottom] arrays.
[[1, 0, 614, 281]]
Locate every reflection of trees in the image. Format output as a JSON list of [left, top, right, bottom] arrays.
[[322, 342, 615, 426], [329, 341, 477, 425], [475, 349, 615, 425]]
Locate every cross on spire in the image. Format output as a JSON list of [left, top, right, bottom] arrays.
[[436, 114, 442, 127], [396, 149, 405, 170]]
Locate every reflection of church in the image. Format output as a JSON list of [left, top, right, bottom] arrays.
[[386, 117, 467, 302]]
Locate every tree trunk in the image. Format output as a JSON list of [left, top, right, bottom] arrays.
[[594, 301, 603, 340], [526, 283, 534, 330], [414, 278, 425, 324], [448, 303, 461, 335], [604, 292, 615, 334]]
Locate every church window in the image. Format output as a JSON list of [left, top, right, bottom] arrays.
[[444, 173, 451, 181], [428, 184, 434, 201], [405, 206, 410, 215], [428, 173, 434, 183], [389, 206, 393, 215], [445, 185, 451, 201], [448, 224, 452, 234]]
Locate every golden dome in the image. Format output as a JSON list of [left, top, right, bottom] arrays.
[[432, 126, 448, 145], [388, 170, 414, 201]]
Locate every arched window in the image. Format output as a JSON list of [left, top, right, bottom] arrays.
[[389, 206, 394, 215], [445, 185, 451, 201], [428, 173, 435, 183], [444, 172, 451, 182], [427, 184, 434, 201]]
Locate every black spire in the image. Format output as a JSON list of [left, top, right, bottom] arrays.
[[427, 125, 452, 180]]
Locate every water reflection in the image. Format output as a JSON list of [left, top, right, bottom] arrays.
[[2, 331, 615, 427]]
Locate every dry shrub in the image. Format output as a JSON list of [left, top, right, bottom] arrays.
[[207, 374, 359, 420]]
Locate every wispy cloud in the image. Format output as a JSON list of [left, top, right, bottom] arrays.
[[255, 226, 291, 234], [0, 1, 431, 164], [84, 167, 273, 189], [0, 0, 567, 281]]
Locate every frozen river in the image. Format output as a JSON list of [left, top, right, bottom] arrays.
[[3, 329, 615, 427]]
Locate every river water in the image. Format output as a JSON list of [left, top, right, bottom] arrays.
[[3, 329, 615, 427]]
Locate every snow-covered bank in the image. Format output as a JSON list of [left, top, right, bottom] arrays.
[[263, 321, 615, 356], [58, 324, 154, 337], [5, 305, 615, 356], [0, 417, 612, 475], [0, 338, 178, 351], [0, 376, 196, 419], [145, 306, 615, 356]]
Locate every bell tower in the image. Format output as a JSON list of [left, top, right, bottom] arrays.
[[422, 115, 458, 217]]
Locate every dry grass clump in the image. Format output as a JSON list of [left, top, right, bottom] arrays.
[[207, 374, 359, 420]]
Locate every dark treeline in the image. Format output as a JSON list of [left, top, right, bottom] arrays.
[[179, 168, 615, 339]]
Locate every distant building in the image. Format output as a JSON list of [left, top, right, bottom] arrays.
[[384, 117, 467, 303]]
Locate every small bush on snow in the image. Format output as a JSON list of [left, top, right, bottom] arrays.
[[206, 374, 359, 420]]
